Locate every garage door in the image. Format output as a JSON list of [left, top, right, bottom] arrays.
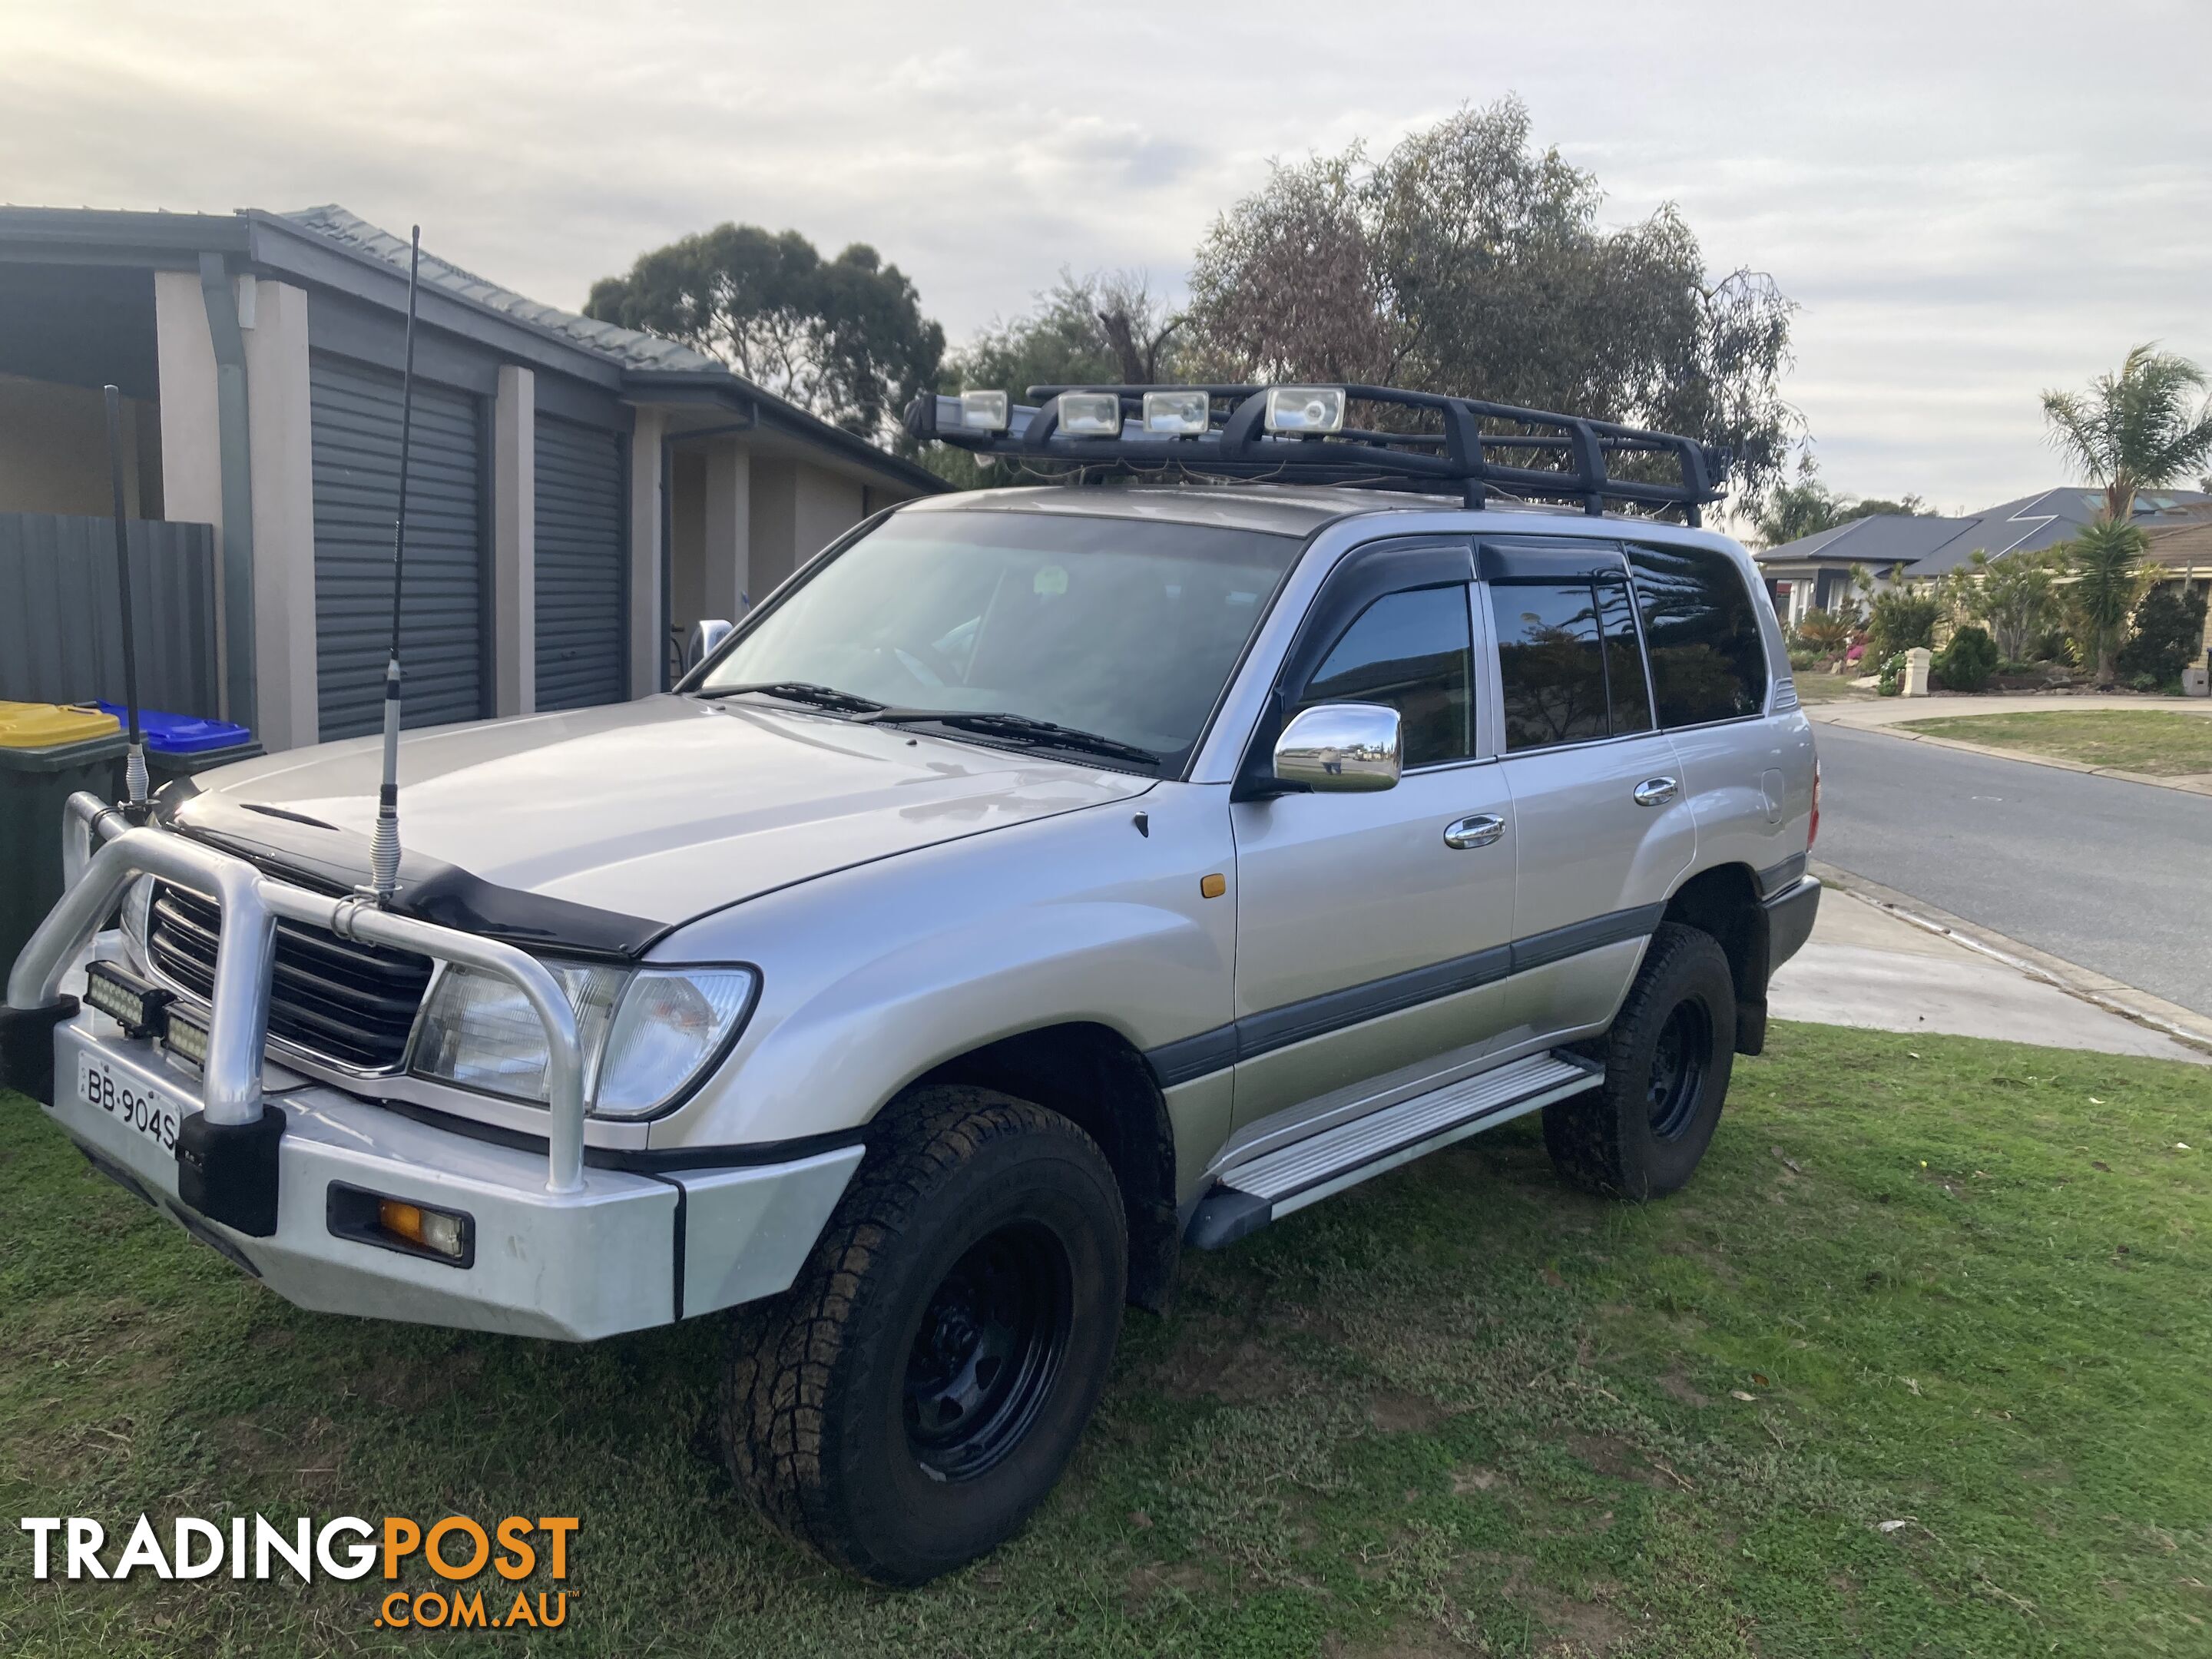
[[534, 414, 628, 710], [310, 353, 487, 740]]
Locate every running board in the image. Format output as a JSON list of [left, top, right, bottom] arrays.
[[1185, 1051, 1601, 1250]]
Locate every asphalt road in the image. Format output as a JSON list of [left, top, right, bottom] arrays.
[[1810, 724, 2212, 1017]]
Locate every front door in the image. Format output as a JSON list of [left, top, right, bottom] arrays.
[[1481, 541, 1697, 1040], [1229, 541, 1518, 1131]]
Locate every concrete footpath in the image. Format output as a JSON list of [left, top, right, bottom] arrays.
[[1768, 874, 2210, 1065]]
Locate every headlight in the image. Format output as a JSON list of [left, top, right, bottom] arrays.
[[411, 961, 757, 1121]]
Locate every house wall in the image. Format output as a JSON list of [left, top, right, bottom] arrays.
[[0, 372, 157, 517]]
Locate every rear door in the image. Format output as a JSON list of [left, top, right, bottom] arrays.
[[1482, 541, 1696, 1040], [1229, 539, 1518, 1131]]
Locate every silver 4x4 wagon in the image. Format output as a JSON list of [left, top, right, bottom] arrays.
[[4, 382, 1818, 1584]]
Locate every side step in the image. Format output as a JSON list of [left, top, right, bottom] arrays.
[[1186, 1051, 1601, 1249]]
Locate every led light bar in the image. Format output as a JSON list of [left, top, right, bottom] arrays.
[[959, 390, 1011, 433], [1142, 389, 1210, 435], [84, 960, 173, 1039], [1056, 392, 1122, 437], [163, 1004, 211, 1065], [1263, 386, 1346, 434]]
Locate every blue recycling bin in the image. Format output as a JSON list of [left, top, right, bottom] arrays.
[[88, 703, 263, 788]]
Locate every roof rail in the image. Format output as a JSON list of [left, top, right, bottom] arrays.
[[906, 383, 1730, 525]]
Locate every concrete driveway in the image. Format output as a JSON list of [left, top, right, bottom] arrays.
[[1770, 877, 2209, 1065]]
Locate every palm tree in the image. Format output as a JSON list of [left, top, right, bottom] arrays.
[[2065, 518, 2154, 687], [2041, 345, 2212, 524]]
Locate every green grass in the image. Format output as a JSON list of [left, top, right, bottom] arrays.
[[4, 1022, 2209, 1656], [1787, 673, 1876, 704], [1898, 709, 2212, 776]]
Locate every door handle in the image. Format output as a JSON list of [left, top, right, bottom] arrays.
[[1633, 777, 1679, 808], [1443, 813, 1506, 849]]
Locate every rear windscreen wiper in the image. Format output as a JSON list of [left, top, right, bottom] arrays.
[[699, 681, 886, 714], [858, 707, 1161, 768]]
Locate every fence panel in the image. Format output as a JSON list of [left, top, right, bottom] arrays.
[[0, 513, 221, 717]]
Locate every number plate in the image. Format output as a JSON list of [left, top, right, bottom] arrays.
[[77, 1051, 189, 1157]]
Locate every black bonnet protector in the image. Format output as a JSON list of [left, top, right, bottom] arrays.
[[154, 780, 666, 961]]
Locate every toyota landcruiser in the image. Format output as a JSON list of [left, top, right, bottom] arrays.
[[2, 383, 1818, 1584]]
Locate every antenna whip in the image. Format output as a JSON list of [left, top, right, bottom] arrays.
[[368, 225, 423, 906], [101, 385, 149, 821]]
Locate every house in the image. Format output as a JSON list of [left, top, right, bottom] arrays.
[[0, 204, 945, 753], [1756, 487, 2212, 627]]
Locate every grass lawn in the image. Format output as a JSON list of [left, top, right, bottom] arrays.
[[1898, 709, 2212, 777], [1787, 674, 1876, 705], [3, 1022, 2209, 1657]]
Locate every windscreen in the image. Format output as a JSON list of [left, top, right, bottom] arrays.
[[699, 509, 1302, 770]]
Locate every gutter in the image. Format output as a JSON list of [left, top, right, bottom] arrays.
[[623, 369, 949, 495], [198, 252, 257, 732]]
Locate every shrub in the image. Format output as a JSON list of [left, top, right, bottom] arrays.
[[1793, 610, 1854, 658], [1865, 588, 1941, 662], [1787, 645, 1819, 672], [1932, 624, 1999, 692], [2116, 584, 2209, 685], [1876, 652, 1907, 697]]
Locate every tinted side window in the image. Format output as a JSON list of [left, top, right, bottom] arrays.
[[1492, 584, 1608, 751], [1300, 584, 1473, 767], [1596, 581, 1654, 734], [1627, 544, 1769, 727]]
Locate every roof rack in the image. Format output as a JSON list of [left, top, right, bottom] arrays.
[[906, 383, 1730, 525]]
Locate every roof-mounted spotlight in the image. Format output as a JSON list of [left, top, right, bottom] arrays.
[[1142, 389, 1210, 435], [1056, 392, 1123, 437], [959, 390, 1011, 433], [1263, 386, 1346, 435]]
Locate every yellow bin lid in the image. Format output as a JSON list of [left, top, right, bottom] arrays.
[[0, 700, 123, 749]]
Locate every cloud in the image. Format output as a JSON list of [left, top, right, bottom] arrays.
[[4, 0, 2208, 508]]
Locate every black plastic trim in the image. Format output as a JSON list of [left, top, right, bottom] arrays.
[[1761, 876, 1821, 974], [356, 1092, 869, 1173], [1144, 902, 1665, 1088], [1755, 852, 1807, 897], [1477, 541, 1630, 583], [1, 998, 81, 1105]]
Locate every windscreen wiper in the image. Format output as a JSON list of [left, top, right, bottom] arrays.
[[698, 680, 886, 714], [858, 707, 1161, 769]]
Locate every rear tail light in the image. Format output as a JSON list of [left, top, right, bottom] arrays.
[[1809, 760, 1822, 849]]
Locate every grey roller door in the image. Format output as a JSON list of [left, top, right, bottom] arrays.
[[534, 414, 628, 710], [311, 353, 488, 740]]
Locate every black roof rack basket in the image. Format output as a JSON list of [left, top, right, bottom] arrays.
[[906, 383, 1730, 525]]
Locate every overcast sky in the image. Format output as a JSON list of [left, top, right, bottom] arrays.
[[8, 1, 2209, 514]]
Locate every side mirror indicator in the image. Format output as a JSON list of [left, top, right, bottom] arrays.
[[1273, 703, 1402, 793]]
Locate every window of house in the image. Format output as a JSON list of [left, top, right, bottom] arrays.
[[1626, 544, 1770, 727], [1297, 584, 1474, 767]]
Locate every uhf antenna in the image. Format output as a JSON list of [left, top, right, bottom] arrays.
[[368, 225, 423, 906], [101, 385, 149, 823]]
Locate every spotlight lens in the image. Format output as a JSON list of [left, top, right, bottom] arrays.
[[1056, 392, 1123, 437], [959, 390, 1011, 432], [1263, 386, 1346, 434], [1142, 390, 1210, 435]]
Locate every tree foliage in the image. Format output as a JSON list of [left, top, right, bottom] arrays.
[[585, 224, 944, 445], [2061, 519, 2155, 685], [2116, 583, 2208, 686], [1932, 624, 1999, 693], [1942, 547, 2066, 662], [1863, 588, 1941, 663], [1183, 98, 1801, 512], [2041, 344, 2212, 523]]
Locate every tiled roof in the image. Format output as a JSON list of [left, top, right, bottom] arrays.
[[1757, 487, 2212, 575], [281, 204, 722, 373]]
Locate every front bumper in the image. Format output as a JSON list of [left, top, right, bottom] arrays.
[[41, 1005, 859, 1343]]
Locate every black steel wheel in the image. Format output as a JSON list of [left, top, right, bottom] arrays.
[[904, 1221, 1072, 1482], [1544, 922, 1736, 1200], [722, 1087, 1125, 1585]]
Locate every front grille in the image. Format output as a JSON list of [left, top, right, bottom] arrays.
[[147, 882, 435, 1072]]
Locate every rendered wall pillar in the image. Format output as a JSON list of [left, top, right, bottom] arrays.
[[628, 408, 667, 699], [240, 278, 318, 752], [701, 439, 751, 618], [492, 365, 535, 717], [154, 270, 227, 702]]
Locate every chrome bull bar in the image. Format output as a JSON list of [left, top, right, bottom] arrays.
[[9, 792, 588, 1195]]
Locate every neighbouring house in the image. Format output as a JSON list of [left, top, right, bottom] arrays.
[[0, 204, 945, 754], [1755, 487, 2212, 628]]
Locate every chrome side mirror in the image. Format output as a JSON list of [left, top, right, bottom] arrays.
[[1273, 702, 1402, 793], [684, 618, 734, 671]]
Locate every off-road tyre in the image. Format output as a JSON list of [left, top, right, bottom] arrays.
[[1544, 922, 1737, 1200], [721, 1086, 1126, 1585]]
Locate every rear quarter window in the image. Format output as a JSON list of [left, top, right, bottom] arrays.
[[1626, 543, 1769, 727]]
